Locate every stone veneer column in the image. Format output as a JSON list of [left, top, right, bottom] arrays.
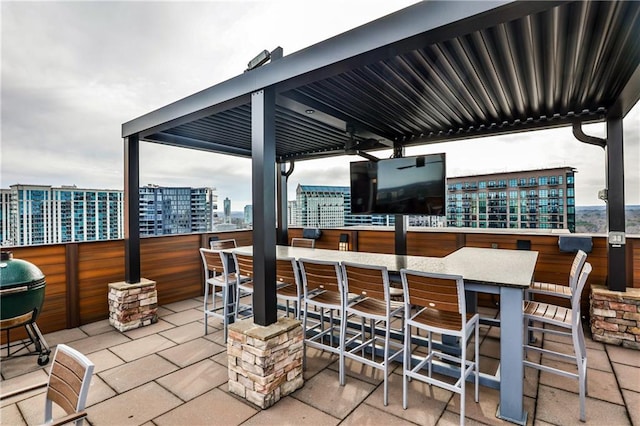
[[227, 317, 304, 408], [590, 285, 640, 349], [108, 278, 158, 332]]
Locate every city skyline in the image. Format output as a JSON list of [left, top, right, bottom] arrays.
[[2, 1, 638, 210]]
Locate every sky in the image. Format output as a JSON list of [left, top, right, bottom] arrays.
[[1, 1, 638, 211]]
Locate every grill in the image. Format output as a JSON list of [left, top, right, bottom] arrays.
[[0, 251, 51, 365]]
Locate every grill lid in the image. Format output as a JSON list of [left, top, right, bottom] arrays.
[[0, 251, 45, 289]]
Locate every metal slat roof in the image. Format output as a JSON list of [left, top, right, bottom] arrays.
[[123, 1, 640, 162]]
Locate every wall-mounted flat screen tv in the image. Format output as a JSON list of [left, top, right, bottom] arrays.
[[350, 153, 446, 216]]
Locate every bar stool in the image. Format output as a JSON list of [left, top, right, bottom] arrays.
[[276, 257, 302, 319], [526, 249, 587, 301], [400, 269, 479, 426], [232, 251, 255, 320], [523, 262, 592, 422], [340, 261, 404, 406], [199, 247, 236, 342], [298, 258, 345, 374]]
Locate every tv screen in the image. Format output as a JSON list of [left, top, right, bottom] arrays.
[[350, 160, 377, 214], [350, 153, 446, 216]]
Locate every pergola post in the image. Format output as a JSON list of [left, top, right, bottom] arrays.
[[605, 117, 628, 291], [251, 88, 278, 326], [124, 134, 140, 284], [277, 162, 289, 246]]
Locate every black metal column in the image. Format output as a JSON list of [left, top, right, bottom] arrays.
[[605, 117, 627, 291], [393, 143, 407, 255], [395, 215, 407, 255], [276, 162, 288, 246], [251, 89, 278, 326], [124, 134, 141, 284]]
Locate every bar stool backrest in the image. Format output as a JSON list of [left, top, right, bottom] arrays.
[[568, 250, 588, 293], [341, 262, 389, 302], [401, 271, 465, 316], [572, 262, 592, 320], [291, 238, 315, 248], [210, 239, 237, 250], [45, 344, 95, 424], [298, 258, 342, 297], [233, 252, 254, 280], [276, 257, 299, 287], [200, 248, 228, 278]]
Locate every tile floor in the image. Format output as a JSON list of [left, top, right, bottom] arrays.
[[1, 297, 639, 426]]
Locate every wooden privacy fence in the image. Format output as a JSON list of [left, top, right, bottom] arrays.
[[3, 228, 638, 344]]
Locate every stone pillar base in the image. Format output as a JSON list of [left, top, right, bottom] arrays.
[[590, 284, 640, 349], [108, 278, 158, 332], [227, 317, 304, 409]]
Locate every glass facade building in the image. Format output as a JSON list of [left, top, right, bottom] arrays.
[[446, 167, 576, 231], [2, 184, 123, 246], [139, 185, 217, 236], [1, 184, 218, 245]]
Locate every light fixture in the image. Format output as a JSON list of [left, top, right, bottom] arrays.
[[246, 50, 271, 72], [305, 109, 315, 114]]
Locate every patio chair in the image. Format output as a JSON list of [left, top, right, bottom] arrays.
[[1, 344, 94, 426], [526, 249, 587, 301], [275, 257, 302, 319], [340, 261, 404, 406], [291, 237, 315, 248], [523, 262, 592, 422], [199, 247, 236, 342], [210, 238, 237, 250], [232, 251, 255, 320], [297, 258, 345, 373], [400, 269, 479, 426]]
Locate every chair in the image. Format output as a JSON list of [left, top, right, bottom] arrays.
[[210, 238, 237, 250], [275, 257, 303, 319], [232, 251, 255, 320], [526, 249, 587, 301], [199, 247, 236, 342], [291, 237, 315, 248], [1, 344, 94, 426], [400, 269, 479, 426], [340, 262, 404, 406], [523, 262, 592, 422], [297, 258, 345, 373]]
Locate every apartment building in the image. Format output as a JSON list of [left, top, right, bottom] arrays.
[[2, 184, 123, 246], [295, 185, 372, 228], [446, 167, 576, 231], [139, 185, 217, 236], [1, 184, 218, 245]]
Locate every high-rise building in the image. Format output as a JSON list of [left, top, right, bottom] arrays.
[[287, 200, 298, 226], [244, 205, 252, 226], [223, 197, 231, 224], [139, 185, 217, 236], [2, 184, 123, 246], [1, 183, 219, 245], [295, 185, 373, 228], [446, 167, 576, 231], [1, 189, 12, 245]]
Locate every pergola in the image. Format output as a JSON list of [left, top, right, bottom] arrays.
[[122, 1, 640, 326]]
